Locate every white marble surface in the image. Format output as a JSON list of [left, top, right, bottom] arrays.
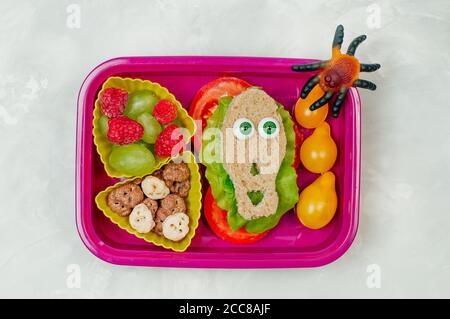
[[1, 0, 449, 298]]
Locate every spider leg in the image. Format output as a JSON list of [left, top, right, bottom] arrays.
[[346, 35, 367, 56], [332, 25, 344, 50], [292, 60, 328, 72], [300, 75, 320, 99], [331, 87, 348, 118], [309, 91, 334, 111], [353, 79, 377, 90], [360, 63, 381, 72]]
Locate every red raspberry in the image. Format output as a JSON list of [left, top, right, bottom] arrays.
[[154, 124, 185, 157], [152, 99, 177, 124], [100, 87, 128, 118], [107, 116, 143, 145]]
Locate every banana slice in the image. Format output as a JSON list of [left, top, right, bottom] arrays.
[[141, 176, 170, 200], [162, 212, 190, 241], [129, 203, 155, 233]]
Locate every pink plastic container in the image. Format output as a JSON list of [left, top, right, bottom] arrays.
[[76, 56, 360, 268]]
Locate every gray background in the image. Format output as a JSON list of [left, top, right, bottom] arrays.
[[1, 0, 449, 298]]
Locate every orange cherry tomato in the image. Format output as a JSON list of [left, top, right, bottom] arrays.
[[300, 122, 337, 174], [296, 172, 338, 229], [294, 85, 328, 129]]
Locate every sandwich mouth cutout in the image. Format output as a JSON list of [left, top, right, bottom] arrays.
[[250, 163, 260, 176], [247, 191, 264, 206]]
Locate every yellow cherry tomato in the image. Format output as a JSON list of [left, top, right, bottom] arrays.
[[300, 122, 337, 173], [294, 85, 328, 129], [297, 172, 338, 229]]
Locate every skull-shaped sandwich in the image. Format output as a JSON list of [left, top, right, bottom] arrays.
[[202, 85, 299, 237], [221, 88, 287, 220]]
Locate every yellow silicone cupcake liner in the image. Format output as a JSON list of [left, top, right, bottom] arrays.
[[93, 76, 196, 178], [95, 152, 201, 252]]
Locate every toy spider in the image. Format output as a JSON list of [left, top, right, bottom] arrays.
[[291, 25, 381, 118]]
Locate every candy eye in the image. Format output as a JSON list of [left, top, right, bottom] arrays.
[[233, 118, 254, 140], [258, 117, 279, 139]]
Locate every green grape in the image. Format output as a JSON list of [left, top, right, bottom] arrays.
[[109, 144, 156, 176], [99, 115, 109, 136], [136, 113, 162, 144], [134, 140, 148, 146], [124, 90, 159, 120]]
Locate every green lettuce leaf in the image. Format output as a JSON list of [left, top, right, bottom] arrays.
[[201, 95, 299, 233]]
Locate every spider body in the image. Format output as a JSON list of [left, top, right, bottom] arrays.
[[292, 25, 380, 118], [321, 51, 359, 92]]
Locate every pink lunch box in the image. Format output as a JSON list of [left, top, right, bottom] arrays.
[[76, 56, 361, 268]]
